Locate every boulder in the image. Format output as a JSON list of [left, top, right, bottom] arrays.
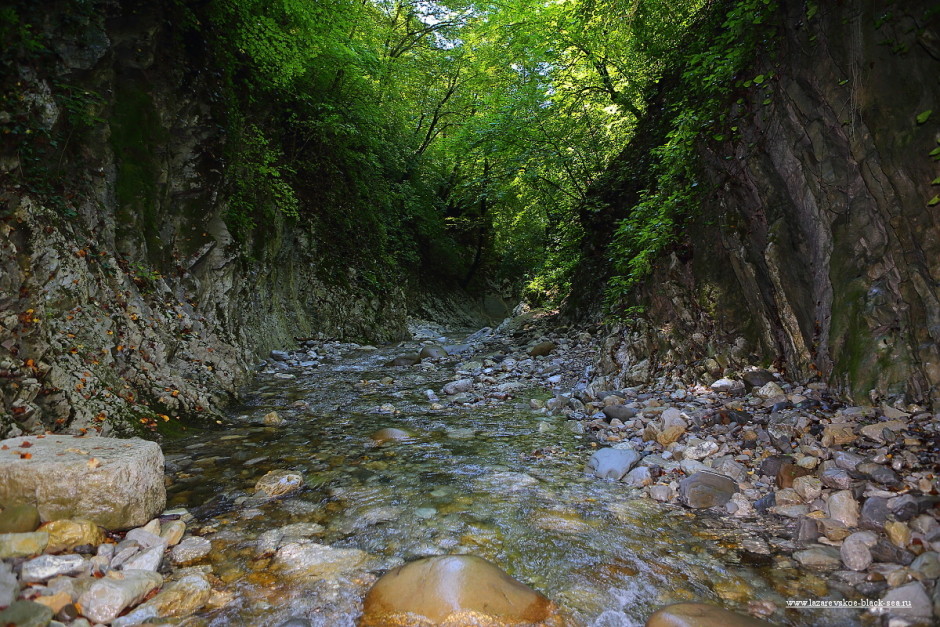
[[586, 448, 641, 481], [602, 405, 637, 422], [527, 341, 556, 357], [0, 435, 165, 530], [385, 353, 421, 367], [419, 345, 448, 360], [679, 472, 736, 509], [645, 602, 774, 626], [360, 555, 570, 626]]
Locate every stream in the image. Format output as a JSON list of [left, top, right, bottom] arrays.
[[161, 332, 838, 627]]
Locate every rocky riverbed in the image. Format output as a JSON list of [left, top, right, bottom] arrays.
[[0, 315, 937, 626]]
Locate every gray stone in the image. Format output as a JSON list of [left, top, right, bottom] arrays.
[[860, 497, 890, 531], [832, 450, 864, 471], [910, 551, 940, 579], [870, 540, 914, 565], [742, 369, 776, 388], [443, 379, 473, 395], [827, 490, 859, 527], [527, 341, 556, 357], [0, 600, 54, 627], [419, 345, 447, 360], [682, 440, 719, 460], [649, 485, 673, 502], [277, 620, 313, 627], [586, 447, 641, 480], [679, 472, 737, 509], [120, 545, 164, 571], [881, 582, 932, 619], [125, 528, 167, 550], [841, 532, 877, 571], [819, 467, 853, 490], [0, 560, 18, 607], [623, 466, 652, 487], [602, 405, 636, 422], [170, 536, 211, 564], [77, 570, 163, 624], [793, 545, 842, 570], [20, 554, 86, 582], [0, 435, 165, 530], [710, 378, 744, 393], [856, 462, 899, 485], [269, 350, 290, 362]]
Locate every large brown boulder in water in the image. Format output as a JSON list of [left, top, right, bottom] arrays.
[[645, 603, 774, 627], [359, 555, 573, 626]]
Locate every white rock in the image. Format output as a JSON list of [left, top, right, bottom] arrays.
[[0, 435, 165, 530], [20, 554, 86, 582]]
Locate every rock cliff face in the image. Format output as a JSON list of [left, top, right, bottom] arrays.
[[576, 1, 940, 407], [0, 2, 411, 437]]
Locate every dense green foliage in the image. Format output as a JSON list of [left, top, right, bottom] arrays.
[[2, 0, 778, 303]]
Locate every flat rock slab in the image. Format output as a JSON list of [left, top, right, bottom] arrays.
[[0, 435, 165, 530]]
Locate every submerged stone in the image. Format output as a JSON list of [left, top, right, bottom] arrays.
[[645, 602, 774, 626], [360, 555, 571, 626]]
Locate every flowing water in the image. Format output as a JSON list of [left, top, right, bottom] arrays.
[[162, 336, 844, 627]]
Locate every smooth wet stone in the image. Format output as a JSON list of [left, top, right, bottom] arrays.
[[859, 497, 890, 531], [0, 600, 54, 627], [0, 503, 41, 533], [170, 536, 212, 564], [870, 540, 915, 565], [386, 353, 421, 367], [602, 405, 637, 422], [0, 435, 165, 530], [856, 462, 899, 485], [0, 561, 18, 606], [793, 545, 841, 570], [125, 528, 167, 550], [827, 490, 859, 527], [254, 469, 304, 497], [841, 532, 877, 571], [742, 370, 776, 388], [274, 542, 370, 577], [41, 519, 105, 553], [645, 602, 774, 626], [360, 555, 569, 627], [832, 451, 864, 471], [528, 341, 556, 357], [0, 531, 49, 558], [20, 554, 86, 582], [649, 485, 674, 502], [679, 472, 736, 509], [885, 520, 912, 548], [419, 345, 448, 360], [586, 447, 640, 481], [370, 428, 412, 444], [263, 411, 284, 426], [110, 573, 211, 627], [77, 570, 163, 624], [277, 620, 313, 627], [910, 551, 940, 578]]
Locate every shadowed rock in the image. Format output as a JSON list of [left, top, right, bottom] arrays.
[[645, 602, 774, 626]]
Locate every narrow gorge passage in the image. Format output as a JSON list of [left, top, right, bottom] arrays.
[[162, 329, 823, 626]]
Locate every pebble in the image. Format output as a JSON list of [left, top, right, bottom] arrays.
[[793, 545, 842, 570], [841, 532, 877, 571], [0, 531, 49, 559], [254, 469, 305, 497], [827, 491, 859, 527], [77, 570, 164, 623], [0, 600, 54, 627]]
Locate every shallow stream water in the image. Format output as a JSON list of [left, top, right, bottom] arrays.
[[162, 336, 852, 626]]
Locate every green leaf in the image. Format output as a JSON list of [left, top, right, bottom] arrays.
[[930, 146, 940, 157], [931, 177, 940, 185], [753, 74, 765, 84], [928, 195, 940, 207], [916, 110, 932, 124], [838, 79, 849, 86], [762, 98, 772, 105]]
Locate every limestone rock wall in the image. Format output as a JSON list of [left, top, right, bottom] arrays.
[[0, 1, 409, 437], [581, 1, 940, 407]]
